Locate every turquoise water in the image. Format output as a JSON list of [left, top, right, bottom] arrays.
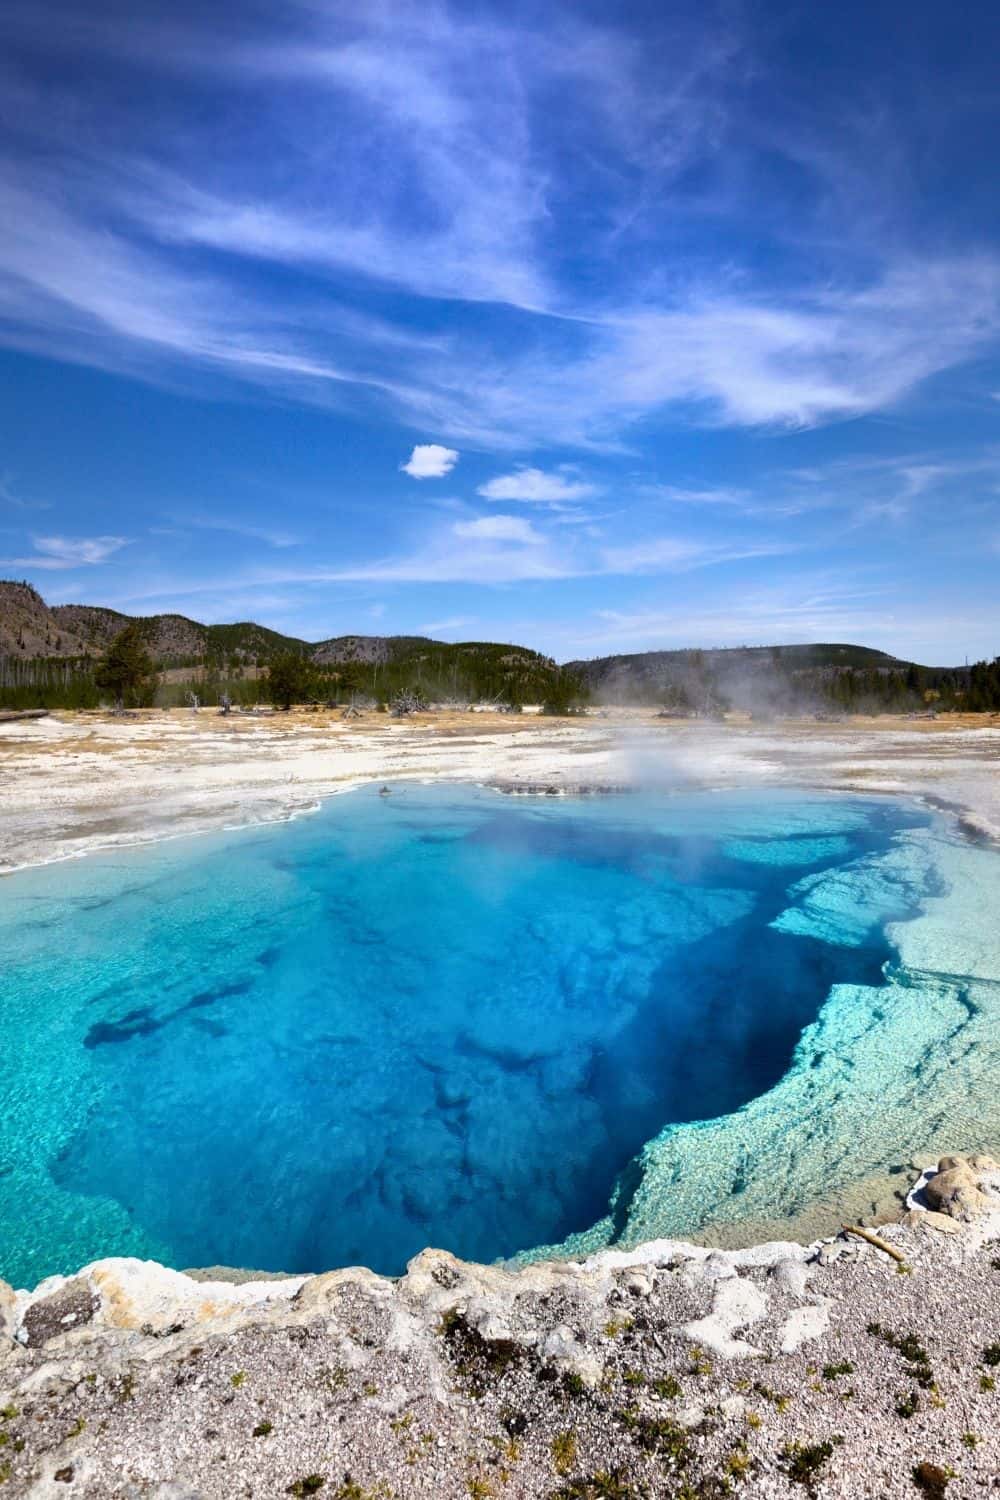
[[0, 785, 934, 1287]]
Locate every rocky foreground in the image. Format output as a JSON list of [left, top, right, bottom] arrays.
[[1, 1157, 998, 1499]]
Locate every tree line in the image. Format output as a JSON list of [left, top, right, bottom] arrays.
[[0, 625, 585, 713], [4, 617, 999, 715]]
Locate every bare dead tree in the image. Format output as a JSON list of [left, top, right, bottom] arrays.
[[390, 689, 429, 717]]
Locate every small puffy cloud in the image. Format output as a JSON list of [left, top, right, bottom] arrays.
[[29, 534, 130, 568], [453, 514, 540, 544], [401, 443, 459, 479], [477, 467, 598, 503]]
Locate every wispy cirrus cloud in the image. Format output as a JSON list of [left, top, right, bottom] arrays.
[[318, 516, 795, 585], [1, 534, 130, 570], [76, 514, 789, 596], [559, 579, 1000, 663], [599, 536, 795, 576], [0, 474, 49, 511], [420, 615, 477, 635], [654, 485, 753, 507], [1, 3, 998, 453], [168, 513, 301, 548], [570, 579, 907, 653], [453, 515, 540, 544]]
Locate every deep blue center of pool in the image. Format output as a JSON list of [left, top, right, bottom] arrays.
[[0, 785, 928, 1284]]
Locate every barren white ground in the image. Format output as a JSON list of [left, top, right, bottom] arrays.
[[2, 708, 999, 873]]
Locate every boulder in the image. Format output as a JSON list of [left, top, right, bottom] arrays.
[[900, 1208, 962, 1235], [923, 1155, 994, 1220]]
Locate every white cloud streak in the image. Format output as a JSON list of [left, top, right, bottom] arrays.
[[453, 515, 540, 543], [1, 534, 130, 570], [572, 581, 907, 653]]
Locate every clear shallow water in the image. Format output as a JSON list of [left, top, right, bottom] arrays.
[[0, 785, 934, 1286]]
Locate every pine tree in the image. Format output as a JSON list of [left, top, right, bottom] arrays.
[[267, 653, 314, 710], [94, 623, 154, 709]]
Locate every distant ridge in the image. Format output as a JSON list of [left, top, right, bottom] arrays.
[[0, 583, 557, 672], [0, 581, 939, 672], [568, 642, 907, 673], [0, 581, 572, 710], [0, 584, 311, 666], [566, 641, 968, 714], [3, 579, 991, 716]]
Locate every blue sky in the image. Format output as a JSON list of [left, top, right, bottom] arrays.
[[1, 0, 999, 663]]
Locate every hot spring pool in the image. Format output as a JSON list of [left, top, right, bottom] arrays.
[[1, 782, 995, 1288]]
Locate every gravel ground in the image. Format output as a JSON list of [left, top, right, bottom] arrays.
[[2, 1164, 998, 1500]]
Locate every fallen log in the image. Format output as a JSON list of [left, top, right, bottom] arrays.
[[842, 1223, 909, 1265]]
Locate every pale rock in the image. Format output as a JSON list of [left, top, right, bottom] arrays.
[[11, 1358, 78, 1396], [681, 1276, 768, 1359], [719, 1394, 746, 1420], [466, 1297, 536, 1348], [728, 1241, 809, 1270], [770, 1258, 811, 1300], [704, 1251, 738, 1281], [900, 1208, 962, 1235], [372, 1382, 412, 1416], [541, 1324, 603, 1387], [294, 1265, 388, 1322], [90, 1259, 305, 1335], [583, 1239, 706, 1274], [477, 1314, 518, 1344], [678, 1256, 734, 1292], [541, 1324, 583, 1362], [778, 1299, 832, 1354], [332, 1340, 368, 1373], [0, 1278, 15, 1342]]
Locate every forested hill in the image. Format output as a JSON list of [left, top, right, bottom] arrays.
[[568, 642, 906, 697], [3, 581, 998, 714], [0, 583, 312, 665], [566, 642, 993, 714], [0, 581, 574, 709]]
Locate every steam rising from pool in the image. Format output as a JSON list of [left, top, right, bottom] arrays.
[[0, 783, 997, 1288]]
